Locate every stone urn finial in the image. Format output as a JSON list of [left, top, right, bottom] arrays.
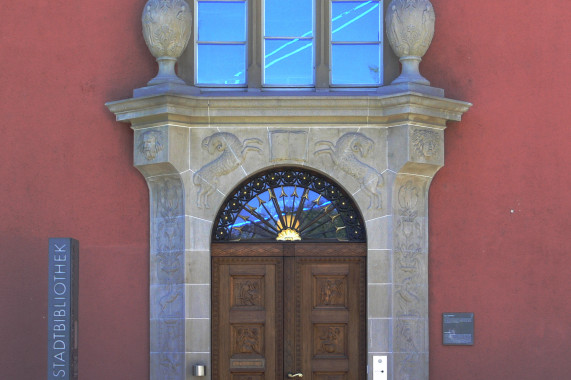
[[142, 0, 192, 85], [386, 0, 435, 85]]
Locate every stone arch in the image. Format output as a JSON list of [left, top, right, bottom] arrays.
[[211, 166, 368, 243]]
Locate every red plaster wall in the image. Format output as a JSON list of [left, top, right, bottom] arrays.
[[0, 1, 154, 379], [427, 1, 571, 379], [0, 1, 569, 379]]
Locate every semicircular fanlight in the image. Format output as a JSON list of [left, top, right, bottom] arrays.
[[213, 168, 365, 242]]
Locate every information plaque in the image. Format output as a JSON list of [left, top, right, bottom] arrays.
[[47, 238, 79, 380], [443, 312, 474, 345]]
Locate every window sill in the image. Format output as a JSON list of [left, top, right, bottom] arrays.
[[107, 82, 471, 128], [132, 81, 445, 98]]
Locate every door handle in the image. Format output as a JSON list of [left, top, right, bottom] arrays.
[[287, 373, 303, 378]]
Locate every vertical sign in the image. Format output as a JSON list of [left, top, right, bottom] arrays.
[[48, 238, 79, 380]]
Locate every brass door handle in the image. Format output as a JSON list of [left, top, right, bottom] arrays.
[[287, 373, 303, 378]]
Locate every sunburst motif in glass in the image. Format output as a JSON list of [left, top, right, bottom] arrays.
[[213, 169, 365, 242]]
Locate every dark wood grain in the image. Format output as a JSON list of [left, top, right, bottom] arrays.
[[212, 244, 366, 379]]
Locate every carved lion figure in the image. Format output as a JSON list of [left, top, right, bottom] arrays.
[[193, 132, 262, 208], [315, 132, 384, 209]]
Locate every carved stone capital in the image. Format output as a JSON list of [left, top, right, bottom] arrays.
[[388, 123, 445, 177], [132, 125, 189, 178]]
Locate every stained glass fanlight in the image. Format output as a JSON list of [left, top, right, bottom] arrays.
[[213, 168, 366, 242]]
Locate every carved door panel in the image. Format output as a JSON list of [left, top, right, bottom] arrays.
[[292, 257, 365, 380], [212, 244, 366, 380], [212, 257, 283, 379]]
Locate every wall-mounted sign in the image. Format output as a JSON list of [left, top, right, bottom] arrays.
[[47, 238, 79, 380], [443, 312, 474, 345]]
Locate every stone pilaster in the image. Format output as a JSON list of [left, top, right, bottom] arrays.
[[148, 175, 185, 380], [133, 120, 191, 380], [392, 174, 431, 380], [387, 114, 445, 379]]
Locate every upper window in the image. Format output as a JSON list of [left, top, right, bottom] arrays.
[[191, 0, 384, 89], [196, 0, 248, 85]]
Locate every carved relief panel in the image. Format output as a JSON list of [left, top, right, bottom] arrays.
[[232, 277, 264, 309], [315, 277, 347, 308], [147, 175, 186, 380], [314, 325, 346, 357], [232, 325, 264, 356], [410, 127, 443, 165], [193, 132, 263, 209], [393, 175, 431, 380], [314, 132, 385, 209]]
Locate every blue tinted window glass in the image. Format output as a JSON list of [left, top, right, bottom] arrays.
[[230, 187, 342, 241], [332, 1, 380, 42], [198, 1, 246, 41], [265, 0, 313, 37], [197, 44, 246, 85], [213, 169, 367, 242], [264, 39, 313, 85], [331, 44, 381, 84]]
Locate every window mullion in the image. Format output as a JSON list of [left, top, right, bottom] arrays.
[[248, 0, 262, 89], [315, 0, 331, 89]]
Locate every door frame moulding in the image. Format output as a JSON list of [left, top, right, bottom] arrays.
[[107, 88, 471, 380]]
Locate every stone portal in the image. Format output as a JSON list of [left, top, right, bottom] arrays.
[[108, 90, 471, 379]]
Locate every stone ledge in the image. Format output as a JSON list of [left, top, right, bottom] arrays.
[[106, 90, 472, 127]]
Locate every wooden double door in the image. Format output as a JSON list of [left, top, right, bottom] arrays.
[[212, 243, 366, 380]]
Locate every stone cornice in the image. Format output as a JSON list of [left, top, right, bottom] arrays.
[[106, 90, 472, 128]]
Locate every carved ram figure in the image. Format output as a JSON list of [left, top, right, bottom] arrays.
[[193, 132, 262, 208], [315, 132, 384, 209]]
